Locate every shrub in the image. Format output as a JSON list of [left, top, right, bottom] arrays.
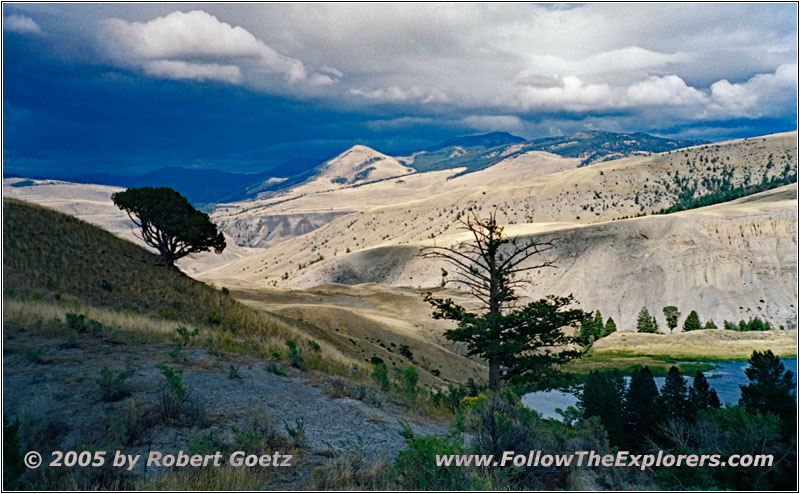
[[156, 364, 190, 421], [286, 340, 304, 369], [396, 366, 419, 395], [283, 419, 305, 446], [309, 441, 389, 490], [265, 363, 286, 376], [371, 363, 390, 390], [392, 434, 486, 490], [96, 365, 130, 402]]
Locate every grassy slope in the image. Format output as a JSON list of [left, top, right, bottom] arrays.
[[2, 198, 359, 373]]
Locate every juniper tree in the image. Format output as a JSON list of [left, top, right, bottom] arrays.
[[113, 187, 225, 268], [422, 211, 586, 392]]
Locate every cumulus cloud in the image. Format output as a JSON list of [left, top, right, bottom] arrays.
[[626, 75, 708, 107], [3, 14, 41, 35], [14, 3, 797, 136], [704, 63, 797, 118], [99, 10, 337, 88]]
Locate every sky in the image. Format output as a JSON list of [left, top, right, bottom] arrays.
[[2, 3, 798, 177]]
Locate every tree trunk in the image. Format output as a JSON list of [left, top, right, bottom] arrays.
[[489, 358, 501, 392]]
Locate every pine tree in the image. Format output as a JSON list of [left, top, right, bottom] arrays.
[[660, 366, 691, 422], [422, 212, 586, 391], [683, 310, 702, 331], [593, 311, 604, 335], [578, 310, 604, 345], [603, 317, 617, 336], [636, 307, 659, 333], [703, 319, 718, 329], [579, 371, 625, 446], [688, 370, 721, 413], [739, 350, 796, 433], [663, 306, 681, 333], [624, 366, 663, 448]]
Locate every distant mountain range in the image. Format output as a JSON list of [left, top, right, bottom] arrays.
[[6, 131, 705, 206]]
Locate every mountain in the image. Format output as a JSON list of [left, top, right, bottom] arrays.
[[523, 130, 704, 166], [197, 131, 797, 332], [402, 130, 704, 174], [66, 167, 280, 206], [425, 131, 526, 151]]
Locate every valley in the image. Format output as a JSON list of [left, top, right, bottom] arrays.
[[4, 130, 797, 381]]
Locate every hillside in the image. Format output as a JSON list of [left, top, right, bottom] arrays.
[[402, 130, 701, 173], [3, 199, 455, 489], [211, 132, 795, 250], [199, 184, 797, 332], [2, 178, 263, 276]]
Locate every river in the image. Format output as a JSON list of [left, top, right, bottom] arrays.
[[522, 358, 797, 420]]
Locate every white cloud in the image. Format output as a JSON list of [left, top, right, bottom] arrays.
[[626, 75, 708, 106], [143, 60, 243, 84], [3, 14, 41, 35], [704, 63, 798, 118], [22, 3, 797, 132], [99, 10, 337, 88]]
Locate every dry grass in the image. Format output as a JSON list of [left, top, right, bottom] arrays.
[[3, 296, 363, 376], [590, 328, 797, 361], [2, 198, 365, 375]]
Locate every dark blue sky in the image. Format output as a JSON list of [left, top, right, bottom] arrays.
[[3, 4, 797, 178]]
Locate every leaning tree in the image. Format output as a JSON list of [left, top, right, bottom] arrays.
[[112, 186, 226, 269], [421, 211, 587, 392]]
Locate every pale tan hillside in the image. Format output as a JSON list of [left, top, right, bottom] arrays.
[[210, 151, 581, 248], [211, 132, 795, 254], [199, 184, 797, 333], [226, 283, 487, 384], [1, 178, 261, 275]]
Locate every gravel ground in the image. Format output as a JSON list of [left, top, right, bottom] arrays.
[[3, 328, 447, 479]]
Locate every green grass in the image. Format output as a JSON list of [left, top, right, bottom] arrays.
[[565, 353, 714, 377]]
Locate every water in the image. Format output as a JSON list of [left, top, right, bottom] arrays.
[[522, 358, 797, 420]]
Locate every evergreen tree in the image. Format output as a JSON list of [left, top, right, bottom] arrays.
[[593, 311, 604, 334], [603, 317, 617, 336], [578, 310, 606, 345], [112, 187, 225, 268], [739, 350, 796, 434], [660, 366, 691, 422], [703, 319, 718, 329], [636, 307, 659, 333], [579, 371, 625, 446], [422, 212, 586, 391], [625, 366, 663, 448], [688, 370, 721, 413], [683, 310, 702, 331], [663, 306, 681, 333]]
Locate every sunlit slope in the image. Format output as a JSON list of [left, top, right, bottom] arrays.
[[211, 132, 795, 250], [2, 178, 262, 275], [200, 184, 797, 333]]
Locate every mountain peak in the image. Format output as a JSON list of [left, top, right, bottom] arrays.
[[427, 132, 526, 152]]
